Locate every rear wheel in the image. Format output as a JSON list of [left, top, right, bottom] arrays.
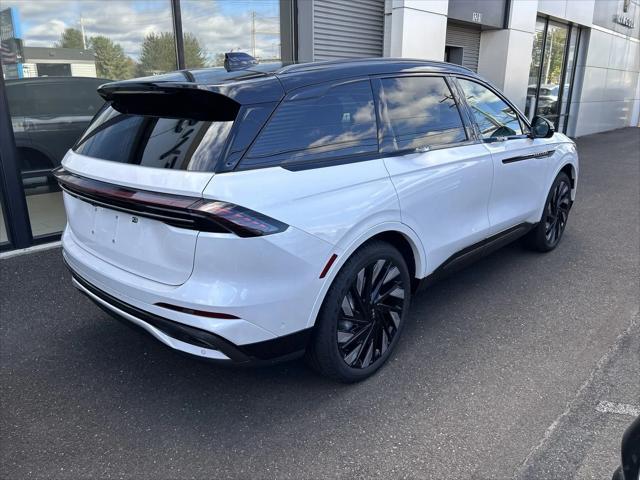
[[525, 171, 572, 252], [306, 241, 411, 382]]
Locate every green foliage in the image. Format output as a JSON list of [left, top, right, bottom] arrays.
[[55, 28, 85, 49], [54, 28, 207, 79], [138, 32, 206, 75], [89, 36, 135, 80], [184, 32, 207, 69]]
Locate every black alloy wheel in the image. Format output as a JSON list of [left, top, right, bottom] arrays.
[[544, 177, 571, 246], [337, 258, 405, 369], [306, 241, 411, 382], [525, 171, 572, 252]]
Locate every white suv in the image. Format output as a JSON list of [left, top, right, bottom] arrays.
[[57, 58, 578, 382]]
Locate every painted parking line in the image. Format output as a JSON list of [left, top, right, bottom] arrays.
[[596, 401, 640, 417]]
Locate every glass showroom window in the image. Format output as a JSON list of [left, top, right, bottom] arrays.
[[525, 17, 580, 133], [0, 0, 175, 239], [180, 0, 281, 68]]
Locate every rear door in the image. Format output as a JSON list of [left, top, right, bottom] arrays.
[[455, 77, 552, 233], [62, 102, 237, 286], [375, 75, 494, 272]]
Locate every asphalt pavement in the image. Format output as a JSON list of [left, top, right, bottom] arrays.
[[1, 127, 639, 479]]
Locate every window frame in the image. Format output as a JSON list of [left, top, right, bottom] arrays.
[[236, 77, 381, 172], [451, 75, 532, 143], [371, 72, 477, 157]]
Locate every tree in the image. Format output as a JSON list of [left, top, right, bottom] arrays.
[[89, 35, 134, 80], [55, 27, 85, 49], [213, 53, 225, 67], [184, 33, 207, 68], [138, 32, 206, 75]]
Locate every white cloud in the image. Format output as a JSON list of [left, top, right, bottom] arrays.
[[1, 0, 281, 63]]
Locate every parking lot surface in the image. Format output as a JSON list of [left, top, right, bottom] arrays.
[[1, 127, 639, 479]]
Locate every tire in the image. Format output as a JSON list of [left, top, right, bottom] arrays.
[[525, 171, 572, 252], [306, 240, 411, 383]]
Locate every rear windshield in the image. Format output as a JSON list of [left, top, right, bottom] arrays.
[[73, 105, 234, 171]]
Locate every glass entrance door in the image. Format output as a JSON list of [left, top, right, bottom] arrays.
[[525, 17, 581, 134]]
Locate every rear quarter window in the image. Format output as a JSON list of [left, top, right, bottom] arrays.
[[240, 79, 378, 169]]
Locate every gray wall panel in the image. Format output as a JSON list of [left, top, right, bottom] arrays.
[[313, 0, 384, 61], [446, 23, 481, 72]]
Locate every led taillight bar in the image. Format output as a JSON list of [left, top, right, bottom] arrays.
[[53, 167, 288, 237]]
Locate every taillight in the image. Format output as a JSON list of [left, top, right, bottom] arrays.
[[54, 167, 288, 237], [191, 200, 287, 237]]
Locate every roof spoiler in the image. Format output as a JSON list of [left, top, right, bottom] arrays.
[[97, 81, 240, 121], [224, 52, 258, 72]]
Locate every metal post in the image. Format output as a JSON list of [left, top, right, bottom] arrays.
[[0, 59, 33, 249], [563, 27, 581, 135], [279, 0, 298, 63], [171, 0, 186, 70], [554, 23, 572, 131]]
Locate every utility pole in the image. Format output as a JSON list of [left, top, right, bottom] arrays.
[[79, 15, 87, 49], [251, 11, 256, 57]]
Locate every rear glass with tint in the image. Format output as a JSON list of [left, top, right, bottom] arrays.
[[73, 106, 234, 171], [380, 76, 467, 152], [240, 80, 378, 169]]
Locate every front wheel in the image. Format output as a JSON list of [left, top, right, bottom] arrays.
[[306, 241, 411, 383], [525, 171, 572, 252]]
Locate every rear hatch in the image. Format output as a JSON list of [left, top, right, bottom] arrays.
[[60, 80, 244, 286]]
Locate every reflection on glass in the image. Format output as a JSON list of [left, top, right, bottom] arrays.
[[526, 19, 547, 119], [74, 107, 233, 171], [458, 79, 523, 139], [244, 81, 378, 168], [0, 0, 176, 237], [558, 26, 579, 132], [180, 0, 281, 68], [380, 76, 466, 152], [526, 18, 571, 127], [536, 22, 568, 122]]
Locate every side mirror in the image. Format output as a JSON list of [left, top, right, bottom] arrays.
[[530, 116, 555, 139]]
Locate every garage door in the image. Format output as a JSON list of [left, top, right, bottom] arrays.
[[313, 0, 385, 61], [445, 23, 481, 72]]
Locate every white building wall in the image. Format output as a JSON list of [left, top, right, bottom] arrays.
[[70, 63, 97, 78], [477, 0, 538, 111], [570, 27, 640, 136], [20, 63, 38, 78], [384, 0, 448, 60], [537, 0, 594, 26]]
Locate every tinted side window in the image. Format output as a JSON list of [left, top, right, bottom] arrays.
[[457, 79, 523, 139], [380, 76, 467, 152], [241, 80, 377, 168]]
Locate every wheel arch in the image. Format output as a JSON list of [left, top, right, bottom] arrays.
[[534, 153, 579, 221], [16, 146, 56, 170], [305, 222, 427, 328], [550, 144, 578, 201]]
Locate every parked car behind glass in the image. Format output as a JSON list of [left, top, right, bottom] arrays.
[[6, 76, 110, 171]]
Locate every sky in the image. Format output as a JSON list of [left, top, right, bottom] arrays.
[[0, 0, 281, 63]]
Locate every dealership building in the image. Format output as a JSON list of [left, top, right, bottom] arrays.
[[0, 0, 639, 252]]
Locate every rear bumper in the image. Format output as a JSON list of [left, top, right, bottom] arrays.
[[66, 259, 312, 364]]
